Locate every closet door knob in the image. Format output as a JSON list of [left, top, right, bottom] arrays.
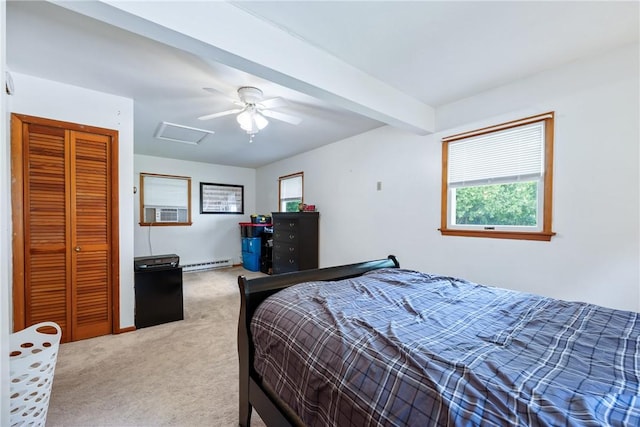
[[74, 246, 81, 252]]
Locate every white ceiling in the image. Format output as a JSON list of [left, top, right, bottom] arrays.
[[6, 1, 639, 168]]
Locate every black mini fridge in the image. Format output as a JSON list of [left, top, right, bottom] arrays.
[[134, 254, 184, 329]]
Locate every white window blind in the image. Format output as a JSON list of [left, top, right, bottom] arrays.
[[143, 176, 189, 208], [280, 175, 302, 199], [448, 122, 545, 187]]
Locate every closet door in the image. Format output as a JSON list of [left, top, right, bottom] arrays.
[[71, 131, 114, 340], [11, 114, 119, 343], [20, 123, 72, 337]]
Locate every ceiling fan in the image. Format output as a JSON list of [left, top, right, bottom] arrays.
[[198, 86, 302, 142]]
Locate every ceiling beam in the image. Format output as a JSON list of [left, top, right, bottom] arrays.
[[54, 0, 434, 135]]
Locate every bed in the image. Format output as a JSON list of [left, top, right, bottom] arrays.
[[237, 256, 640, 426]]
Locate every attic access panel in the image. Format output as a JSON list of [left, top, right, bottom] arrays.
[[154, 121, 215, 145]]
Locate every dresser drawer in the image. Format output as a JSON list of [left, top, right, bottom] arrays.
[[272, 250, 299, 274], [273, 242, 298, 257], [273, 229, 299, 243], [273, 217, 298, 230]]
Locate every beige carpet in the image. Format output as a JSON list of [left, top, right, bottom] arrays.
[[46, 266, 267, 427]]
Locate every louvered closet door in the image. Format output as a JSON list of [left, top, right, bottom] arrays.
[[70, 131, 113, 340], [13, 114, 118, 343], [23, 124, 72, 338]]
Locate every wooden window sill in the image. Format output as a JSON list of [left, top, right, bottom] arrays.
[[139, 222, 193, 227], [439, 228, 556, 242]]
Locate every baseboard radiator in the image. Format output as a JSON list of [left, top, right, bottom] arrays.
[[182, 258, 233, 272]]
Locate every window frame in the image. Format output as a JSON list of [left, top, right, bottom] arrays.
[[440, 112, 555, 241], [139, 172, 192, 226], [278, 172, 304, 212]]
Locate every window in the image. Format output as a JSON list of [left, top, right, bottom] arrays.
[[140, 173, 192, 226], [440, 112, 555, 241], [279, 172, 303, 212]]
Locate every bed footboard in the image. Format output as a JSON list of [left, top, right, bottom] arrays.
[[237, 255, 399, 427]]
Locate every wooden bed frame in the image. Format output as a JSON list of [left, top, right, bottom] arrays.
[[237, 255, 400, 427]]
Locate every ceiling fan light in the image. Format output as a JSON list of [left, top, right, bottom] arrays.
[[254, 112, 269, 130], [237, 109, 269, 135], [236, 110, 255, 133]]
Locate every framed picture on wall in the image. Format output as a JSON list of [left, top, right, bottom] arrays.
[[200, 182, 244, 214]]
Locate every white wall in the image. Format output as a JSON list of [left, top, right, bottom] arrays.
[[256, 43, 640, 313], [134, 155, 256, 266], [8, 73, 136, 328]]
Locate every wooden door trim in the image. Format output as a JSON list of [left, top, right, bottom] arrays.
[[11, 113, 121, 337], [110, 131, 121, 334], [10, 114, 26, 331]]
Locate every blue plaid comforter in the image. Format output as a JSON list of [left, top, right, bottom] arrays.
[[251, 268, 640, 426]]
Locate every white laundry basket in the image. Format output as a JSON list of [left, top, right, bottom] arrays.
[[9, 321, 62, 427]]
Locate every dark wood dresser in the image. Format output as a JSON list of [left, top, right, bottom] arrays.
[[271, 212, 319, 274]]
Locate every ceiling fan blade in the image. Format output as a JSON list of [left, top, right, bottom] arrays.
[[197, 108, 243, 121], [203, 87, 244, 106], [259, 97, 288, 109], [262, 109, 303, 125]]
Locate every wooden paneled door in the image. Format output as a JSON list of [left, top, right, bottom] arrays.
[[11, 114, 120, 343]]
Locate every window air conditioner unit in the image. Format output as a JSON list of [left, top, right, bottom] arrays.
[[156, 208, 179, 222], [144, 207, 188, 223]]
